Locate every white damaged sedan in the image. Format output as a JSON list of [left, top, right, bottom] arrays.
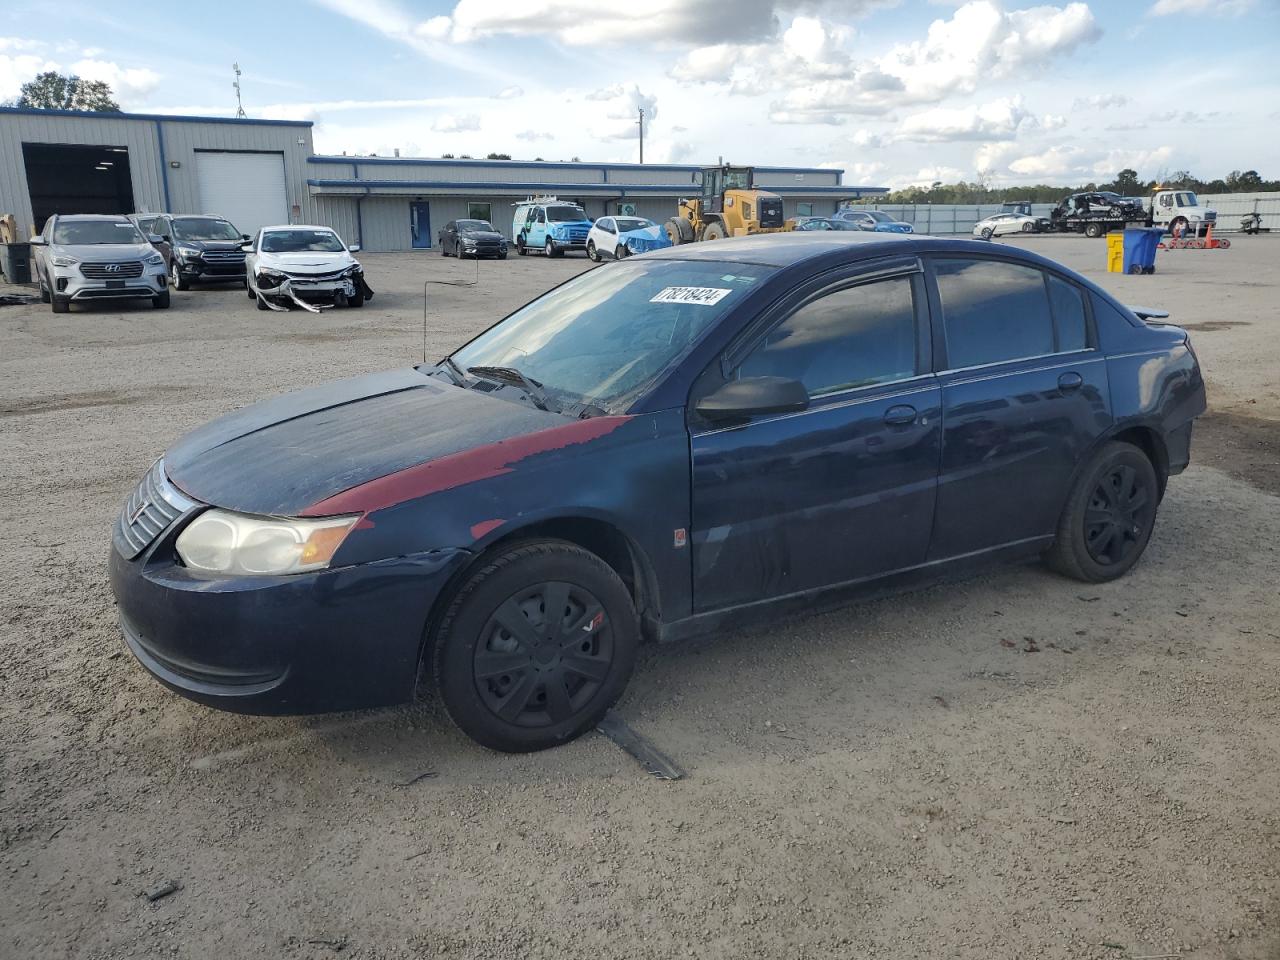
[[244, 225, 371, 312]]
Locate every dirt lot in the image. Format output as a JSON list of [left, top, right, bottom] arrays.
[[2, 236, 1277, 960]]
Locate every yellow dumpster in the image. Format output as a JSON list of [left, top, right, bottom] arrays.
[[1106, 232, 1124, 273]]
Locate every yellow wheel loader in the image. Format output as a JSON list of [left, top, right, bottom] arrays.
[[664, 165, 789, 245]]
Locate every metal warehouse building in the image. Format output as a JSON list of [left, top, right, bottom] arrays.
[[0, 107, 886, 252]]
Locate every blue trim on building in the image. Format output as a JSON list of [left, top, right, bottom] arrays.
[[0, 106, 313, 127], [308, 155, 842, 176], [306, 178, 886, 196], [154, 120, 172, 212]]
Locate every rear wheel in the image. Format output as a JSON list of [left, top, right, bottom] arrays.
[[1046, 442, 1158, 583], [431, 541, 639, 753], [1084, 222, 1103, 239], [701, 220, 727, 241], [516, 237, 527, 256], [665, 217, 693, 245]]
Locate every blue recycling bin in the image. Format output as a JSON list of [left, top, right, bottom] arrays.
[[1122, 227, 1163, 275]]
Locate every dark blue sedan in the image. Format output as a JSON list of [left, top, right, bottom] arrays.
[[110, 233, 1205, 752]]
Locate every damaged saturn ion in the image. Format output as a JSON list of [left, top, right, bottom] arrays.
[[245, 225, 372, 312], [111, 232, 1205, 753]]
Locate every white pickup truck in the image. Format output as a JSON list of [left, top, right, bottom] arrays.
[[1149, 190, 1217, 237]]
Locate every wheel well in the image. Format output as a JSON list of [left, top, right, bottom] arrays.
[[1111, 426, 1169, 497], [421, 518, 660, 669]]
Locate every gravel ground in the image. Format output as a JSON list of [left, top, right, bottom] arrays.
[[1, 236, 1277, 960]]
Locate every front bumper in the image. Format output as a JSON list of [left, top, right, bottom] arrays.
[[109, 533, 471, 714], [59, 271, 166, 301], [177, 258, 246, 281]]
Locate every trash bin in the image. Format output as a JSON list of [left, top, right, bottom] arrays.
[[0, 242, 31, 284], [1106, 232, 1124, 273], [1122, 227, 1163, 275]]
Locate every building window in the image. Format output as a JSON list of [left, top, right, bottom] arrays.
[[467, 201, 492, 222], [796, 202, 814, 217]]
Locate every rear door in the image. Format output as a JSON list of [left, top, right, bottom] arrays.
[[925, 255, 1111, 559], [689, 259, 941, 612]]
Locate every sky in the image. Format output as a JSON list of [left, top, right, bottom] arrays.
[[2, 0, 1277, 189]]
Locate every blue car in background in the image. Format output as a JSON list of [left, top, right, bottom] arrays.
[[837, 208, 914, 233], [513, 198, 594, 257], [110, 232, 1204, 753]]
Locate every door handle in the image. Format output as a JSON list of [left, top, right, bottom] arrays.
[[1058, 372, 1084, 393], [883, 404, 917, 426]]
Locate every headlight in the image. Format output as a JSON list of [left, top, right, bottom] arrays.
[[176, 246, 201, 259], [257, 269, 287, 286], [175, 509, 359, 576], [144, 253, 165, 265], [51, 255, 79, 267]]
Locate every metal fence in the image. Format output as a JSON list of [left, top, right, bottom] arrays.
[[846, 193, 1280, 234]]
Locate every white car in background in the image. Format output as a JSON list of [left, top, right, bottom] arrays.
[[244, 225, 368, 311], [585, 216, 672, 262], [973, 212, 1040, 239]]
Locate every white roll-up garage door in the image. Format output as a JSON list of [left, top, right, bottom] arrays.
[[194, 151, 288, 235]]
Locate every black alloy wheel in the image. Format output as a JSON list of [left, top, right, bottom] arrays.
[[1046, 441, 1158, 582], [432, 540, 639, 752]]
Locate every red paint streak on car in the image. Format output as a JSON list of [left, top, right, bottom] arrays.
[[301, 416, 631, 517], [469, 519, 505, 539]]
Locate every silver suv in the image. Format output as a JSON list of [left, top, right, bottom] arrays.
[[32, 214, 169, 314]]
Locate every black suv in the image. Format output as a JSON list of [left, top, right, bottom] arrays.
[[131, 214, 250, 290]]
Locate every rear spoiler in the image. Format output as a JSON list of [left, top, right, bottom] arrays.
[[1127, 305, 1170, 321]]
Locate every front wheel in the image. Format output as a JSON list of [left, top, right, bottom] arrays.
[[152, 289, 171, 309], [587, 240, 600, 262], [545, 239, 562, 258], [170, 261, 189, 291], [1022, 221, 1033, 233], [980, 226, 995, 240], [1046, 442, 1159, 583], [431, 541, 639, 753], [51, 295, 70, 314], [1084, 222, 1103, 239], [38, 273, 51, 303]]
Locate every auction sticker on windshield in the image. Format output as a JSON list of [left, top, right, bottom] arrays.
[[650, 287, 733, 306]]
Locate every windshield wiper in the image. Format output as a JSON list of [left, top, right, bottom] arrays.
[[435, 356, 467, 386], [466, 365, 552, 412]]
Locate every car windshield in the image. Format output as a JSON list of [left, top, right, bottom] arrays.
[[827, 220, 861, 230], [614, 218, 652, 232], [448, 259, 775, 412], [172, 218, 241, 241], [865, 210, 893, 222], [52, 219, 144, 245], [261, 229, 345, 253], [1176, 192, 1198, 207], [458, 220, 493, 231], [545, 206, 585, 222]]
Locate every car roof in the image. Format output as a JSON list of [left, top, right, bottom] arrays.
[[643, 232, 1067, 270], [260, 224, 336, 232], [55, 213, 132, 222]]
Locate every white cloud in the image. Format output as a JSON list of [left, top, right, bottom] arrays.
[[585, 85, 623, 101], [414, 16, 452, 39], [1073, 93, 1129, 110], [69, 58, 161, 102], [0, 53, 57, 100], [495, 85, 523, 99], [1149, 0, 1256, 15], [0, 37, 45, 53], [516, 129, 553, 141], [888, 165, 968, 189], [432, 112, 481, 132], [589, 85, 658, 140], [894, 95, 1031, 142]]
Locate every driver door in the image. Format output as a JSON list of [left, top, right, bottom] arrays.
[[703, 169, 725, 215], [689, 260, 941, 612]]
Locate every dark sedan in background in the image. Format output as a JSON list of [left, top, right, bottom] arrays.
[[110, 232, 1205, 752], [438, 219, 508, 259]]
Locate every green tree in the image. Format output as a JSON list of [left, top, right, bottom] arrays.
[[485, 152, 512, 160], [16, 71, 120, 111], [1225, 169, 1264, 191], [1111, 168, 1141, 195]]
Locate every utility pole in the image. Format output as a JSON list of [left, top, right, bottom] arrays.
[[637, 106, 644, 164], [232, 63, 246, 119]]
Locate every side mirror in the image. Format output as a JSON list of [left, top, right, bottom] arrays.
[[696, 377, 809, 421], [241, 234, 251, 242], [348, 243, 361, 253], [148, 234, 165, 245], [239, 241, 254, 252], [161, 235, 171, 243], [30, 236, 45, 246]]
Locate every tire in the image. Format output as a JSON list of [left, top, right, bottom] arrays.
[[431, 540, 640, 753], [152, 289, 170, 309], [1218, 238, 1230, 249], [170, 261, 189, 291], [1046, 442, 1159, 583], [701, 220, 727, 242], [255, 294, 269, 311], [587, 240, 600, 263], [498, 249, 508, 260], [665, 217, 693, 245], [51, 295, 70, 314], [545, 239, 562, 258], [348, 288, 365, 308], [516, 238, 527, 256], [980, 226, 995, 240], [39, 275, 51, 303], [616, 243, 629, 259], [1084, 222, 1103, 239], [441, 239, 451, 257], [1022, 221, 1033, 233]]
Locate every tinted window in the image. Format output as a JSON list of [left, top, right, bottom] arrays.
[[936, 259, 1053, 368], [172, 217, 241, 241], [545, 206, 584, 222], [737, 276, 917, 396], [1047, 275, 1088, 352], [260, 229, 344, 253], [52, 219, 145, 244]]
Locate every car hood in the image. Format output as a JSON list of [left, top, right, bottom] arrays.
[[174, 239, 244, 252], [52, 242, 157, 260], [165, 368, 565, 516], [459, 230, 504, 241], [257, 251, 358, 273]]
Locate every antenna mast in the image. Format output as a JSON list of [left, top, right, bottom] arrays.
[[233, 63, 247, 119], [637, 106, 644, 164]]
